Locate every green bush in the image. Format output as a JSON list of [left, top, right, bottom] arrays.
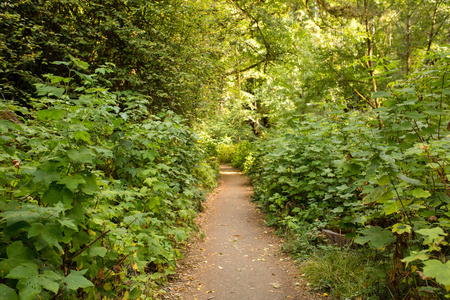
[[0, 59, 217, 299], [245, 52, 450, 297]]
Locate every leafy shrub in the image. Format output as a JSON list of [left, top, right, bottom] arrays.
[[0, 58, 217, 299], [244, 52, 450, 297]]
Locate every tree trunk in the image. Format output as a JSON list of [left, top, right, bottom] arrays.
[[426, 0, 440, 54], [364, 0, 379, 107], [406, 4, 412, 76]]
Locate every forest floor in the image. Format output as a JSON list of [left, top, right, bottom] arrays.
[[162, 165, 323, 300]]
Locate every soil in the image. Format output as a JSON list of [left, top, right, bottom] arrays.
[[162, 165, 323, 300]]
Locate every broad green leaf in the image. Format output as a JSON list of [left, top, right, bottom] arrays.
[[57, 218, 78, 231], [6, 264, 38, 280], [354, 226, 396, 249], [392, 223, 411, 234], [63, 270, 94, 290], [377, 175, 390, 186], [2, 208, 40, 227], [35, 84, 65, 98], [143, 150, 159, 162], [404, 111, 426, 119], [80, 174, 98, 195], [28, 223, 63, 252], [70, 55, 89, 70], [384, 200, 403, 215], [0, 120, 18, 133], [412, 188, 431, 198], [39, 276, 59, 294], [372, 91, 391, 98], [398, 174, 422, 186], [153, 181, 169, 192], [42, 270, 61, 281], [363, 186, 394, 204], [441, 89, 450, 95], [423, 260, 450, 286], [73, 131, 92, 144], [42, 186, 73, 208], [401, 250, 430, 266], [33, 163, 61, 187], [59, 175, 86, 192], [36, 109, 65, 120], [67, 147, 93, 164], [416, 227, 447, 245], [0, 284, 19, 300], [6, 242, 35, 261], [17, 277, 42, 300], [89, 246, 108, 258]]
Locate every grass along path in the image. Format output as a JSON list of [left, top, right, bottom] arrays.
[[163, 165, 322, 299]]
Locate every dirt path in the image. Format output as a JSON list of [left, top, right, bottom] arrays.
[[163, 165, 321, 300]]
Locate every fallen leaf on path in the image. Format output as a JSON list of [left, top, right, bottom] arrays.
[[271, 282, 281, 289]]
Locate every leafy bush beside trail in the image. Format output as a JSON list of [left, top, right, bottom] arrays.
[[0, 58, 218, 299], [235, 54, 450, 298]]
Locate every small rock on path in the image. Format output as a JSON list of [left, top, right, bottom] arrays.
[[163, 165, 322, 300]]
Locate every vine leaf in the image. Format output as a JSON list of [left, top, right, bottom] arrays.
[[64, 270, 94, 290], [423, 260, 450, 288], [0, 284, 18, 300], [354, 226, 396, 249], [401, 250, 430, 266], [392, 223, 411, 234], [411, 188, 431, 198], [416, 227, 447, 246]]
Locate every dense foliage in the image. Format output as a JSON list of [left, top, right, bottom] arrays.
[[0, 0, 224, 119], [224, 52, 450, 298], [0, 58, 217, 299], [2, 0, 450, 298]]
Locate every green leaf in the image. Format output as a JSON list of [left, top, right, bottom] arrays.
[[57, 218, 78, 231], [354, 226, 396, 249], [6, 264, 38, 280], [372, 91, 391, 98], [28, 223, 63, 252], [63, 270, 94, 290], [398, 174, 422, 186], [404, 111, 426, 119], [42, 186, 73, 208], [39, 276, 60, 294], [89, 246, 108, 258], [6, 242, 35, 261], [392, 223, 411, 234], [0, 284, 19, 300], [423, 260, 450, 286], [35, 84, 65, 98], [59, 175, 86, 192], [33, 163, 61, 187], [17, 277, 42, 300], [73, 131, 92, 144], [377, 175, 390, 186], [363, 186, 394, 204], [80, 174, 98, 195], [401, 250, 430, 266], [67, 147, 93, 164], [412, 188, 431, 198], [0, 120, 18, 133], [384, 200, 403, 215], [143, 150, 159, 162], [153, 181, 169, 192], [416, 227, 447, 245], [36, 109, 65, 121]]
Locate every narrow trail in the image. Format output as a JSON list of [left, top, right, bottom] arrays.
[[164, 165, 321, 300]]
